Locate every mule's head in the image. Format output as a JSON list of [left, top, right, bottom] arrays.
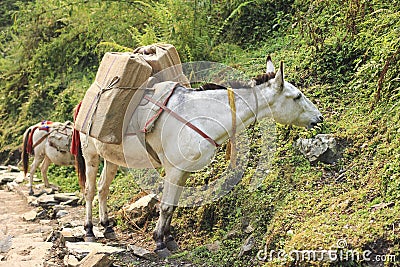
[[258, 57, 323, 129]]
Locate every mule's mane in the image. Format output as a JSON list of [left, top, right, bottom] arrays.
[[189, 71, 276, 91], [253, 72, 276, 85]]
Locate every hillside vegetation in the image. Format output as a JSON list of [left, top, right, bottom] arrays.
[[0, 0, 399, 266]]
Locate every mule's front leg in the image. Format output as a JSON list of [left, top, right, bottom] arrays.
[[84, 157, 99, 242], [164, 206, 179, 252], [153, 203, 174, 258], [153, 169, 188, 258], [98, 160, 118, 240]]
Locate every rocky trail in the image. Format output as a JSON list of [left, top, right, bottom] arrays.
[[0, 166, 200, 267]]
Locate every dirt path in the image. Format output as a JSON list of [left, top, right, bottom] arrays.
[[0, 169, 199, 267], [0, 188, 55, 267]]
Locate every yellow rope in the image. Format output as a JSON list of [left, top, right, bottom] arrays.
[[227, 87, 237, 168]]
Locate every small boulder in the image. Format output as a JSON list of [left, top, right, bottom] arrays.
[[0, 235, 12, 253], [121, 194, 158, 227], [64, 255, 80, 267], [22, 210, 37, 221], [0, 176, 16, 185], [80, 251, 113, 267], [54, 193, 79, 202], [295, 134, 339, 164], [37, 194, 59, 208], [239, 236, 255, 257], [65, 241, 124, 260], [128, 245, 157, 260], [56, 210, 69, 218]]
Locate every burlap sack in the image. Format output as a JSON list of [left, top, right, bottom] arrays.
[[74, 53, 153, 144], [48, 122, 74, 153], [75, 44, 188, 144], [134, 43, 190, 87]]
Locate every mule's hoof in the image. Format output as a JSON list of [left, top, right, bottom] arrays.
[[84, 236, 96, 242], [29, 190, 34, 196], [166, 239, 179, 252], [155, 247, 171, 259], [104, 231, 117, 240]]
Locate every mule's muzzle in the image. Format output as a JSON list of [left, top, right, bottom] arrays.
[[308, 115, 324, 129]]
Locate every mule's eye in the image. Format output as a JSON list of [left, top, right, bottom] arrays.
[[294, 93, 302, 100]]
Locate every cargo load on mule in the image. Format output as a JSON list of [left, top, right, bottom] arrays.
[[74, 43, 187, 144]]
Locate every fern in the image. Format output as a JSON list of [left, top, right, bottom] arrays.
[[214, 1, 255, 42], [97, 42, 133, 52]]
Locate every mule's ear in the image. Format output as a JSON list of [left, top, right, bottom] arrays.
[[275, 61, 284, 89], [266, 55, 275, 73]]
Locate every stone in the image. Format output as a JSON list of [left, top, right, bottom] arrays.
[[22, 210, 37, 221], [36, 210, 48, 219], [33, 190, 47, 197], [124, 194, 158, 212], [62, 198, 80, 207], [0, 176, 16, 184], [27, 195, 38, 206], [53, 204, 66, 212], [80, 251, 113, 267], [239, 235, 255, 257], [14, 174, 25, 184], [224, 229, 240, 239], [61, 228, 84, 243], [64, 255, 80, 267], [243, 224, 254, 234], [122, 194, 158, 227], [127, 245, 157, 260], [206, 241, 221, 253], [6, 181, 18, 191], [44, 187, 56, 195], [56, 210, 69, 218], [54, 193, 79, 203], [65, 241, 124, 260], [61, 226, 104, 243], [295, 134, 339, 164], [0, 235, 12, 253], [37, 194, 59, 207], [58, 218, 81, 228]]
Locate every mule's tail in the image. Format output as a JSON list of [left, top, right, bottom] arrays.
[[22, 127, 32, 177], [75, 139, 86, 191], [71, 102, 86, 190]]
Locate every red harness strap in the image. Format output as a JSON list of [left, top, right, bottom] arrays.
[[142, 87, 177, 133], [27, 124, 51, 154], [143, 95, 220, 148]]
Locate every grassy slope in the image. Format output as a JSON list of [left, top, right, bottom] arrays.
[[167, 26, 400, 267]]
